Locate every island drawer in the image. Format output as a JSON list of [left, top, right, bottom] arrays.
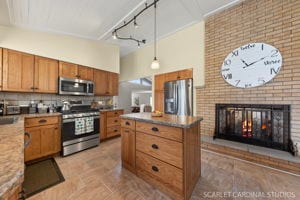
[[136, 131, 183, 169], [136, 151, 183, 194], [136, 121, 182, 142], [107, 117, 120, 127], [25, 116, 59, 127], [107, 110, 124, 117], [107, 126, 121, 137], [121, 119, 136, 130]]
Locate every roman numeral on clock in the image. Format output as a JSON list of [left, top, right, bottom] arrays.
[[223, 74, 232, 80], [270, 67, 280, 75]]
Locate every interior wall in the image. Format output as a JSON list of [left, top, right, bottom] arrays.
[[120, 21, 205, 87], [197, 0, 300, 151], [0, 26, 120, 73], [120, 21, 205, 114]]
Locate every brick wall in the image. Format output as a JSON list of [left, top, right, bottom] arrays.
[[196, 0, 300, 148]]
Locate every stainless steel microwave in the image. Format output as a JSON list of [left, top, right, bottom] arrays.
[[59, 77, 94, 96]]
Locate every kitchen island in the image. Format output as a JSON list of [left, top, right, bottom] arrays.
[[120, 113, 203, 200]]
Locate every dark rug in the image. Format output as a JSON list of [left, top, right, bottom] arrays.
[[23, 158, 65, 198]]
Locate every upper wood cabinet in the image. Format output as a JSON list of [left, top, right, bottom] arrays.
[[165, 69, 193, 82], [59, 61, 78, 79], [34, 56, 58, 93], [2, 49, 35, 92], [94, 69, 119, 96], [78, 65, 94, 81], [155, 74, 165, 91], [0, 48, 2, 91], [108, 72, 119, 96], [94, 69, 108, 95], [59, 61, 94, 81]]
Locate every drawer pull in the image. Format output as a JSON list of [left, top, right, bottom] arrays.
[[114, 129, 118, 132], [151, 144, 159, 149], [114, 120, 118, 122], [114, 112, 118, 114], [125, 121, 130, 125], [152, 166, 159, 172], [151, 127, 159, 132], [38, 119, 47, 123]]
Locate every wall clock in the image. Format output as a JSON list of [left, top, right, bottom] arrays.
[[221, 42, 282, 88]]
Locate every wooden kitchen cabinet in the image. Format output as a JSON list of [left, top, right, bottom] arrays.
[[154, 90, 164, 112], [154, 74, 165, 91], [94, 69, 108, 95], [100, 110, 124, 140], [2, 49, 35, 92], [121, 127, 136, 173], [24, 116, 61, 162], [34, 56, 59, 93], [107, 72, 119, 96], [58, 61, 78, 79], [78, 65, 94, 81], [165, 71, 179, 82], [178, 68, 193, 80]]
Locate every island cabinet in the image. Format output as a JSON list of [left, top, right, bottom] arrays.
[[120, 113, 202, 200]]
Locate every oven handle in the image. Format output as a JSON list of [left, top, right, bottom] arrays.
[[63, 116, 100, 123]]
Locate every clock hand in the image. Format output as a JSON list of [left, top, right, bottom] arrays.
[[240, 59, 249, 67], [243, 55, 269, 69]]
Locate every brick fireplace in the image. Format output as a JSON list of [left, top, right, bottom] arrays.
[[196, 0, 300, 155]]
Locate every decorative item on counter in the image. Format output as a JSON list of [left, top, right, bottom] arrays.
[[37, 101, 48, 114], [151, 110, 163, 117]]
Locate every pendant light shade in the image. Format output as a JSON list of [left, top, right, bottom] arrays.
[[150, 0, 159, 69], [151, 57, 160, 69]]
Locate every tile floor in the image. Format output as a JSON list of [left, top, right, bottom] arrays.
[[28, 138, 300, 200]]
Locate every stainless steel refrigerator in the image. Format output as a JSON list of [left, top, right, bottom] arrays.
[[164, 78, 193, 116]]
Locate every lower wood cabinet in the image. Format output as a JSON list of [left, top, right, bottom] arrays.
[[24, 116, 61, 162], [100, 110, 124, 140], [121, 127, 136, 173]]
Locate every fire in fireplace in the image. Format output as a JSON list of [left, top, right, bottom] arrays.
[[215, 104, 292, 153]]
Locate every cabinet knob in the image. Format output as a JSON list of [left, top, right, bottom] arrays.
[[30, 87, 34, 90], [125, 121, 130, 125], [151, 166, 159, 172], [151, 127, 159, 132], [114, 120, 118, 123], [38, 119, 47, 123], [151, 144, 159, 149], [114, 129, 118, 132]]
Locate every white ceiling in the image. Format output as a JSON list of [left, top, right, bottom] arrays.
[[0, 0, 241, 56]]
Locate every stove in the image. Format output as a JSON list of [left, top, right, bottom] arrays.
[[60, 103, 100, 156]]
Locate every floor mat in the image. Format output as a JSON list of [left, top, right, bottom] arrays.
[[23, 158, 65, 198]]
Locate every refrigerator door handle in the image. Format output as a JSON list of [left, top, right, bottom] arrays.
[[175, 83, 178, 114]]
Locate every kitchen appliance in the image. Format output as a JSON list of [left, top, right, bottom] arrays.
[[61, 102, 100, 156], [164, 78, 193, 116], [0, 102, 4, 116], [6, 105, 21, 115], [59, 77, 94, 96], [62, 101, 71, 112]]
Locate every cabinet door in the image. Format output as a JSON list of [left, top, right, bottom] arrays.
[[155, 90, 164, 112], [93, 69, 108, 95], [121, 128, 136, 172], [40, 124, 60, 156], [165, 71, 179, 82], [154, 74, 165, 91], [100, 112, 107, 140], [25, 127, 42, 162], [34, 56, 59, 93], [78, 66, 94, 81], [178, 69, 193, 80], [2, 49, 35, 92], [59, 61, 78, 79], [107, 72, 119, 96], [0, 48, 2, 91]]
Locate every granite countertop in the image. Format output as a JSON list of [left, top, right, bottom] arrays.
[[120, 113, 203, 128], [0, 112, 61, 198], [99, 108, 124, 112]]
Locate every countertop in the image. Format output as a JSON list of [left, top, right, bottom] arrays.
[[120, 113, 203, 128], [0, 112, 61, 198], [99, 108, 124, 112]]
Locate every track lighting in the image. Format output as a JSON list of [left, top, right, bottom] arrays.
[[111, 0, 159, 47]]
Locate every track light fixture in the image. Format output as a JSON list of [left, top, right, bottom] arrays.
[[112, 0, 160, 48]]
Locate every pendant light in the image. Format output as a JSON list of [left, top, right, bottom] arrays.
[[150, 0, 160, 69]]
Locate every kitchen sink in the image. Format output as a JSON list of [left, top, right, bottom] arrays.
[[0, 117, 19, 125]]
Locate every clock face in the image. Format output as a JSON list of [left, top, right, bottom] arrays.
[[221, 43, 282, 88]]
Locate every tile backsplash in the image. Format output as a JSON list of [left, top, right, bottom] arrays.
[[0, 92, 113, 107]]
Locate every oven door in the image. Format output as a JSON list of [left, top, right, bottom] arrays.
[[59, 77, 94, 96], [61, 116, 100, 143]]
